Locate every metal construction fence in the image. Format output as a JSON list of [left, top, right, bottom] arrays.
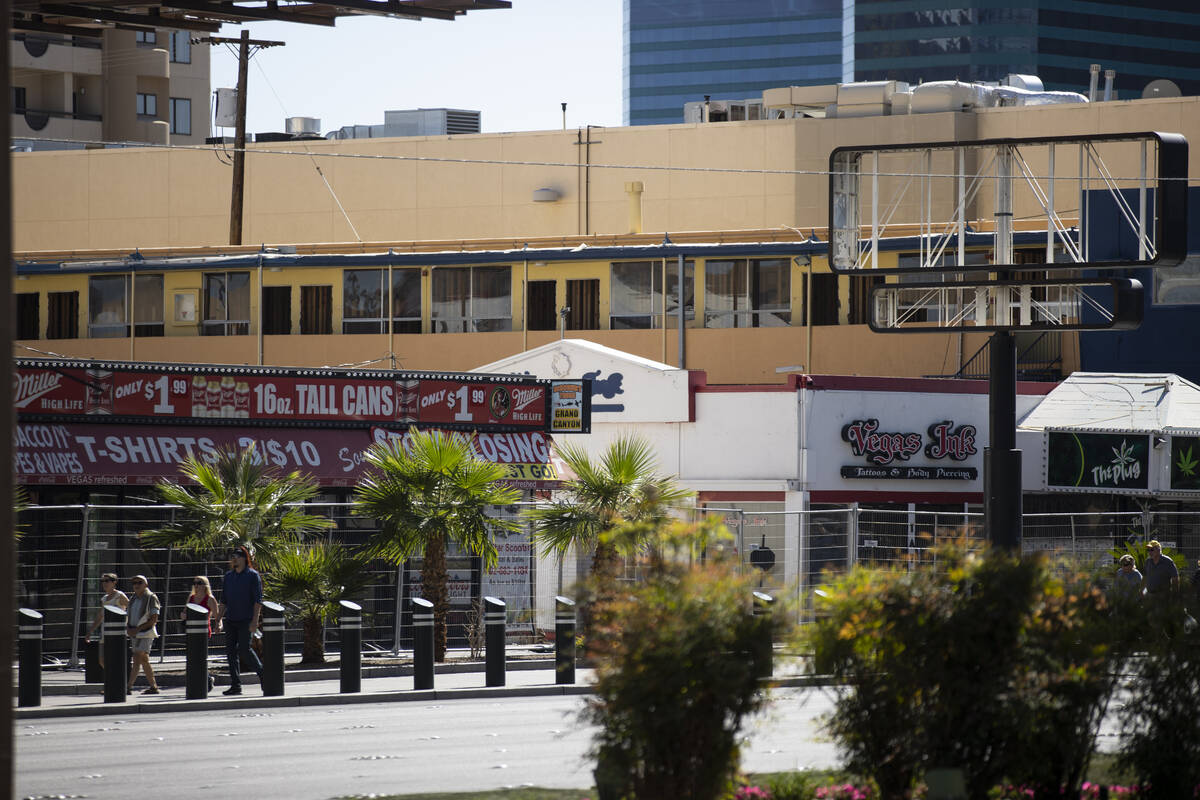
[[16, 503, 1200, 661]]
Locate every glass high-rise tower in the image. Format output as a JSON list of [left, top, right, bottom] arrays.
[[624, 0, 1200, 126]]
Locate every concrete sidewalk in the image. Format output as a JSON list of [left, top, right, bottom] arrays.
[[14, 650, 815, 720]]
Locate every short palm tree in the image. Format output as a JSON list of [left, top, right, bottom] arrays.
[[265, 543, 374, 664], [354, 429, 520, 661], [142, 446, 334, 570], [525, 435, 693, 639]]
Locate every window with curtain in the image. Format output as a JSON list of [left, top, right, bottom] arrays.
[[202, 271, 250, 336], [134, 274, 164, 336], [88, 275, 128, 338], [47, 291, 78, 339], [16, 293, 38, 340], [391, 268, 421, 333], [301, 285, 333, 335], [431, 266, 510, 332], [610, 260, 694, 329], [703, 258, 790, 328]]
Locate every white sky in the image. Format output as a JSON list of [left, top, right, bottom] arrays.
[[208, 0, 623, 138]]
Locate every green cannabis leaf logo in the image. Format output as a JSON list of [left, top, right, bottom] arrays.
[[1178, 446, 1198, 477], [1111, 439, 1136, 467]]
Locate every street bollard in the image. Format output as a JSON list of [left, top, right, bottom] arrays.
[[260, 600, 286, 697], [484, 596, 506, 687], [185, 602, 210, 700], [18, 608, 43, 707], [752, 591, 775, 679], [555, 595, 576, 685], [102, 604, 128, 703], [84, 637, 103, 683], [412, 597, 434, 690], [339, 600, 362, 694]]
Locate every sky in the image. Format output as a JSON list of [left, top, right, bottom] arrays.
[[208, 0, 623, 139]]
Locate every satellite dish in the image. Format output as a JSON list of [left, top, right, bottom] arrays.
[[1143, 79, 1181, 99]]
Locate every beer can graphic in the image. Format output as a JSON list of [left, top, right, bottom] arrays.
[[234, 381, 251, 418], [84, 369, 113, 415], [190, 375, 208, 417], [395, 379, 419, 423], [220, 376, 237, 417], [206, 380, 221, 417]]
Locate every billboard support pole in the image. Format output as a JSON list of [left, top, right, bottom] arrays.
[[984, 331, 1021, 550]]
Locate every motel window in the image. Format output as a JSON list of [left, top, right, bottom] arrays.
[[703, 258, 790, 328], [15, 293, 38, 340], [431, 266, 511, 333], [610, 260, 694, 329], [301, 285, 333, 335], [202, 271, 250, 336], [344, 268, 422, 334], [262, 286, 291, 335], [169, 31, 190, 63], [169, 98, 191, 136], [391, 268, 421, 333], [88, 275, 128, 338], [88, 274, 164, 338], [46, 291, 79, 339], [136, 92, 157, 117]]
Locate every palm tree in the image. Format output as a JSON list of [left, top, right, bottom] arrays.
[[265, 543, 374, 664], [525, 435, 693, 639], [353, 429, 520, 661], [142, 445, 334, 570]]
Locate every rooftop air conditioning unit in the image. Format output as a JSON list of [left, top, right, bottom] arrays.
[[285, 116, 321, 135]]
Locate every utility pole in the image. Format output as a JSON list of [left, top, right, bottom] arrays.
[[198, 31, 284, 245]]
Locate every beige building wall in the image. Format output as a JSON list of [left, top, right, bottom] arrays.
[[13, 94, 1200, 253]]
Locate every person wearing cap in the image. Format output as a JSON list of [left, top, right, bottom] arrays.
[[1115, 554, 1143, 595], [1143, 540, 1179, 597], [219, 546, 263, 695], [84, 573, 128, 669], [125, 575, 162, 695]]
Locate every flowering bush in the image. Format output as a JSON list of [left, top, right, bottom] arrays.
[[734, 787, 773, 800], [814, 784, 874, 800]]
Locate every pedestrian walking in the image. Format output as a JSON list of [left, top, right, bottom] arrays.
[[125, 575, 162, 695], [1115, 554, 1143, 595], [181, 575, 218, 692], [219, 546, 263, 695], [1143, 540, 1179, 597], [84, 573, 128, 669]]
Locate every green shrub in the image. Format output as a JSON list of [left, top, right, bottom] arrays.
[[806, 544, 1122, 799], [584, 521, 791, 800]]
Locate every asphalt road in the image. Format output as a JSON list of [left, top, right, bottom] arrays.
[[16, 688, 840, 799]]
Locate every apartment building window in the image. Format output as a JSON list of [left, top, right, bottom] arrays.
[[704, 258, 790, 328], [169, 98, 191, 135], [135, 30, 157, 46], [46, 291, 79, 339], [15, 293, 38, 340], [87, 274, 164, 337], [301, 286, 333, 335], [202, 271, 250, 335], [391, 269, 421, 333], [136, 92, 157, 117], [610, 260, 694, 329], [431, 266, 511, 332], [12, 86, 26, 113], [169, 31, 191, 63]]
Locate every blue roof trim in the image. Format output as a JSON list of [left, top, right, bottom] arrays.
[[14, 232, 1046, 275]]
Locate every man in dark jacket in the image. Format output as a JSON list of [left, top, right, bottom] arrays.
[[219, 546, 263, 695]]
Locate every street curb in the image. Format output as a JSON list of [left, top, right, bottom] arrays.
[[13, 676, 820, 720]]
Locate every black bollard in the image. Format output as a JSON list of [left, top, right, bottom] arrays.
[[260, 600, 286, 697], [412, 597, 434, 690], [102, 604, 128, 703], [18, 608, 44, 707], [339, 600, 362, 694], [84, 637, 103, 683], [484, 596, 506, 687], [752, 591, 775, 679], [555, 595, 576, 685], [185, 602, 210, 700]]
